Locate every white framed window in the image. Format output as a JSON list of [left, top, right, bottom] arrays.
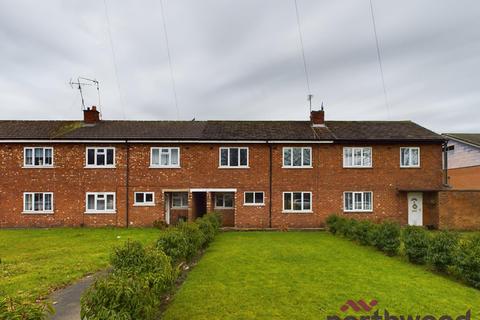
[[172, 192, 188, 208], [24, 147, 53, 167], [134, 192, 155, 206], [151, 147, 180, 167], [343, 147, 372, 168], [23, 192, 53, 213], [86, 192, 116, 213], [86, 147, 115, 167], [244, 192, 264, 206], [215, 192, 234, 208], [400, 147, 420, 168], [344, 191, 373, 212], [283, 147, 312, 168], [219, 147, 248, 168], [283, 192, 312, 213]]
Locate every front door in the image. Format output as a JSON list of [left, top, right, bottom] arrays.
[[408, 192, 423, 226], [165, 193, 171, 225]]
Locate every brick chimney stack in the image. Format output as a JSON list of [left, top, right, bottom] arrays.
[[83, 106, 100, 124], [310, 107, 325, 127]]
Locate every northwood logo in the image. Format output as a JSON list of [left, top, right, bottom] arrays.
[[340, 299, 378, 312]]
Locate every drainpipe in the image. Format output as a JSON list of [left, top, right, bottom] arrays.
[[268, 143, 273, 228], [125, 141, 130, 227], [443, 141, 449, 186]]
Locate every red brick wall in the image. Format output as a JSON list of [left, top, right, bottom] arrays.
[[438, 190, 480, 230], [448, 166, 480, 190], [0, 142, 443, 228]]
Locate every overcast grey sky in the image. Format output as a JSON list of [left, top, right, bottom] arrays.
[[0, 1, 479, 132]]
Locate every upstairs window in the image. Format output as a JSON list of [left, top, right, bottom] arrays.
[[343, 147, 372, 168], [134, 192, 155, 206], [151, 148, 180, 167], [24, 147, 53, 167], [215, 192, 234, 208], [283, 147, 311, 168], [23, 192, 53, 213], [244, 192, 264, 205], [86, 192, 116, 213], [283, 192, 311, 212], [344, 191, 373, 212], [219, 147, 248, 167], [400, 147, 420, 168], [86, 147, 115, 167], [172, 192, 188, 208]]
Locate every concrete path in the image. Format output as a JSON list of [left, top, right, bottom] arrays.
[[50, 272, 104, 320]]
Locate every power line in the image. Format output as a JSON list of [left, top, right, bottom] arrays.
[[159, 0, 180, 120], [369, 0, 391, 119], [103, 0, 126, 119], [293, 0, 312, 108]]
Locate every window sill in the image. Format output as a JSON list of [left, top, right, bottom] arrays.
[[84, 166, 116, 169], [149, 166, 181, 169], [22, 166, 55, 169], [243, 203, 265, 207], [344, 210, 373, 213], [214, 207, 234, 210], [218, 166, 250, 169], [22, 211, 54, 215], [282, 210, 313, 214], [84, 211, 117, 214], [343, 166, 373, 169], [133, 204, 155, 207], [171, 207, 188, 210], [281, 166, 313, 169], [400, 166, 421, 169]]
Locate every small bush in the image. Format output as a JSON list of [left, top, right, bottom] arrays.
[[375, 221, 401, 256], [428, 231, 459, 272], [203, 212, 222, 231], [455, 235, 480, 288], [152, 220, 168, 230], [196, 217, 216, 245], [177, 221, 206, 259], [325, 214, 341, 234], [81, 273, 168, 320], [157, 228, 190, 263], [336, 217, 350, 237], [354, 220, 374, 246], [366, 223, 380, 247], [0, 296, 53, 320], [403, 226, 430, 264], [345, 219, 359, 240]]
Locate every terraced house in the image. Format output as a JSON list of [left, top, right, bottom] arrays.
[[0, 107, 447, 229]]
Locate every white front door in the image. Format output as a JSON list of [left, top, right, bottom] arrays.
[[165, 193, 171, 225], [408, 192, 423, 226]]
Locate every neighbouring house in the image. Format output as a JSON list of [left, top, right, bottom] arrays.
[[0, 107, 449, 229], [443, 133, 480, 189]]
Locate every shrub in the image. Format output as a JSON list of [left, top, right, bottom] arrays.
[[375, 221, 401, 256], [111, 241, 175, 277], [336, 217, 349, 237], [345, 219, 359, 240], [156, 228, 190, 263], [366, 222, 380, 247], [0, 296, 53, 320], [177, 221, 206, 259], [455, 235, 480, 288], [428, 231, 459, 272], [152, 220, 168, 230], [325, 214, 341, 234], [353, 220, 374, 246], [196, 217, 216, 245], [403, 226, 430, 264], [203, 212, 222, 232], [81, 273, 169, 320]]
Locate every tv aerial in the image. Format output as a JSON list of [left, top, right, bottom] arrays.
[[69, 77, 101, 112]]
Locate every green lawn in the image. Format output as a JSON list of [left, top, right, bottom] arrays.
[[0, 228, 160, 300], [163, 232, 480, 320]]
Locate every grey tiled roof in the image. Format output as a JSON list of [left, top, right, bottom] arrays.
[[0, 120, 444, 142], [443, 133, 480, 147]]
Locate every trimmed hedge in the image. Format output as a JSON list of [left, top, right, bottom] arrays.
[[428, 231, 459, 272], [81, 212, 222, 320], [403, 226, 430, 264], [455, 235, 480, 289]]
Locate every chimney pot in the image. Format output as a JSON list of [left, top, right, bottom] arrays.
[[310, 109, 325, 127], [83, 105, 100, 124]]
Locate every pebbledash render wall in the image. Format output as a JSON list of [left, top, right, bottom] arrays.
[[0, 142, 444, 228]]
